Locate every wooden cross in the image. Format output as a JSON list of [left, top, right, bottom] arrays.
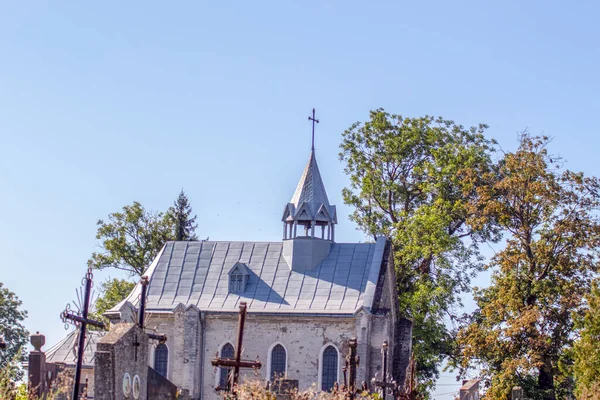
[[308, 108, 319, 150], [60, 267, 106, 400], [211, 302, 262, 394], [371, 341, 397, 396]]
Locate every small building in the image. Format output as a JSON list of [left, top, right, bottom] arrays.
[[37, 141, 413, 399], [460, 379, 480, 400]]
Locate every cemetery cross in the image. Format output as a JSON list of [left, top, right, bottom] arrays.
[[371, 341, 398, 397], [60, 266, 106, 400], [344, 337, 360, 400], [211, 302, 262, 395], [138, 276, 167, 343]]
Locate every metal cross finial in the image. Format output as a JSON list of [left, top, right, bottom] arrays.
[[308, 108, 319, 151]]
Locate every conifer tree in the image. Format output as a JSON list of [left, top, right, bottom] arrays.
[[167, 189, 198, 241]]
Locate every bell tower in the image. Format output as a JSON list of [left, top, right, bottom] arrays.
[[281, 109, 337, 271]]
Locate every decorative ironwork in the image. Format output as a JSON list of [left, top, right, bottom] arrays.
[[60, 266, 105, 400]]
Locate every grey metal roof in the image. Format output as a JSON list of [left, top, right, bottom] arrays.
[[290, 150, 330, 208], [116, 237, 387, 315], [282, 150, 337, 224], [44, 330, 105, 367]]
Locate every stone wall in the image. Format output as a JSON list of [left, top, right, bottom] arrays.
[[94, 323, 149, 400], [148, 366, 178, 400]]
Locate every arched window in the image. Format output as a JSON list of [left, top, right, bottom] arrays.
[[321, 345, 338, 391], [154, 344, 168, 377], [219, 343, 235, 389], [269, 344, 286, 381]]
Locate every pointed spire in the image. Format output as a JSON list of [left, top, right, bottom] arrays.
[[289, 150, 330, 208]]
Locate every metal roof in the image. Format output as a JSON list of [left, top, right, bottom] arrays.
[[290, 150, 330, 208], [44, 330, 105, 368], [114, 237, 387, 315]]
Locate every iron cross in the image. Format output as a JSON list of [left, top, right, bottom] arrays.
[[308, 108, 319, 150], [139, 276, 168, 343], [60, 266, 106, 400], [211, 302, 262, 395]]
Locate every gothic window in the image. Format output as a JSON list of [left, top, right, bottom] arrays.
[[154, 344, 168, 377], [219, 343, 235, 389], [321, 345, 338, 391], [270, 344, 286, 381]]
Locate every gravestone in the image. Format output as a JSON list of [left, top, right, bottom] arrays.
[[512, 386, 524, 400], [95, 323, 148, 400]]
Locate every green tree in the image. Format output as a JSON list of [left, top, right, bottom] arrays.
[[573, 280, 600, 398], [456, 135, 600, 400], [89, 278, 136, 328], [88, 202, 175, 277], [339, 109, 496, 394], [0, 283, 28, 378], [167, 189, 198, 241]]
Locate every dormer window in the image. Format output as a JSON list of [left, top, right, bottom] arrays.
[[228, 262, 250, 294]]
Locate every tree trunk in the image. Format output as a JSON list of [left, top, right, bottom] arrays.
[[539, 358, 556, 400]]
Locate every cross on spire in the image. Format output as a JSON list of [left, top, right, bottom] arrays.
[[308, 108, 319, 151]]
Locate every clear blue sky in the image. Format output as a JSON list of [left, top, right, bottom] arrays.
[[1, 1, 599, 398]]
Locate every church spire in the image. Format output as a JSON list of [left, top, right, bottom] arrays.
[[281, 109, 337, 241]]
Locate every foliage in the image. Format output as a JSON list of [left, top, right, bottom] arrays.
[[573, 280, 600, 397], [339, 109, 496, 394], [456, 135, 600, 400], [167, 189, 198, 241], [88, 201, 176, 276], [221, 379, 381, 399], [89, 278, 135, 328], [0, 283, 28, 379], [0, 352, 22, 400]]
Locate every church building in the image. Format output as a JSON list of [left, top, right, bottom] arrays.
[[106, 145, 412, 399]]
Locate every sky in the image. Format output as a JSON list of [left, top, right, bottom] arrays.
[[1, 1, 600, 398]]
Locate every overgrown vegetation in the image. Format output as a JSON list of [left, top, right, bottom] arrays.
[[339, 109, 497, 395]]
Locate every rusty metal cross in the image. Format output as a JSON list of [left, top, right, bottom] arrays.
[[211, 302, 262, 394]]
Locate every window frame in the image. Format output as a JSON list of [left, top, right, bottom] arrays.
[[153, 343, 169, 378], [267, 342, 288, 382], [318, 343, 340, 392]]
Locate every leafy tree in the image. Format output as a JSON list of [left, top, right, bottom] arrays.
[[89, 278, 136, 328], [339, 109, 496, 394], [456, 135, 600, 400], [0, 283, 28, 378], [573, 280, 600, 397], [167, 189, 198, 241], [88, 202, 175, 277]]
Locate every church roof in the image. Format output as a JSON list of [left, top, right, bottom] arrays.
[[115, 237, 387, 315], [290, 150, 330, 208], [44, 330, 105, 368]]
